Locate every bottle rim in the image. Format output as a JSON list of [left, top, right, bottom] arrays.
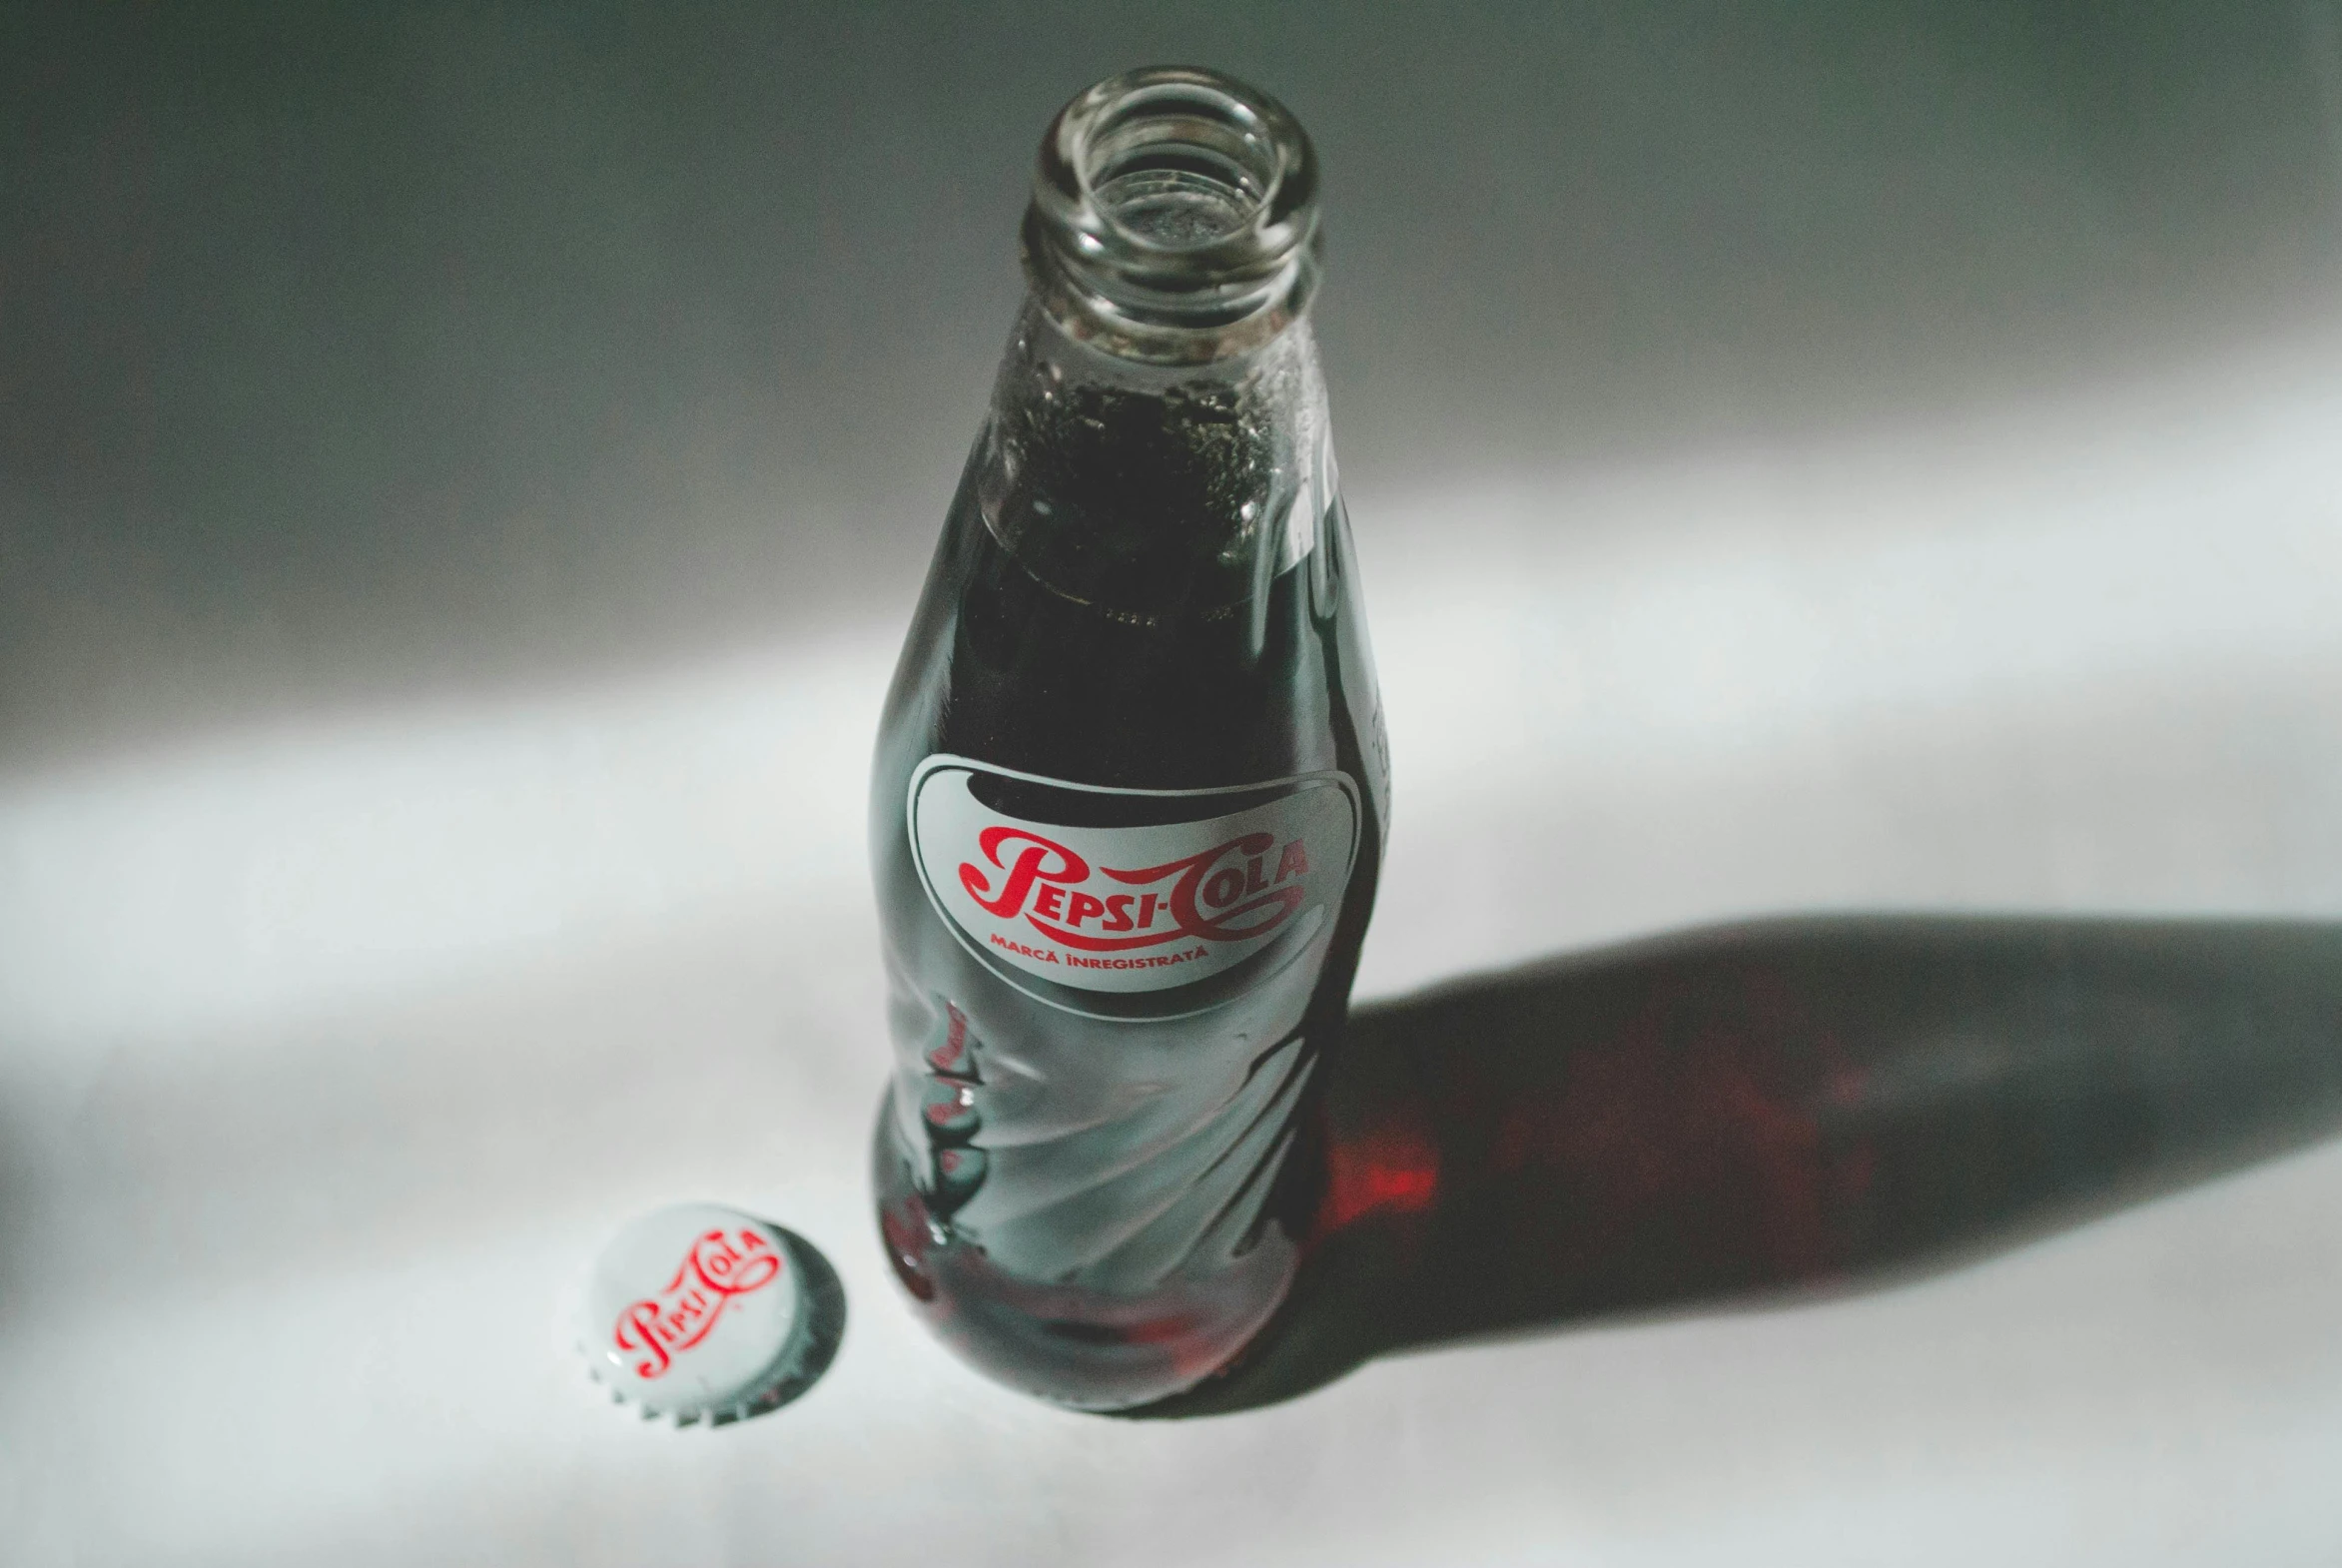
[[1022, 66, 1322, 366]]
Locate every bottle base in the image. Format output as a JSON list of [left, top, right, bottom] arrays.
[[871, 1094, 1297, 1412]]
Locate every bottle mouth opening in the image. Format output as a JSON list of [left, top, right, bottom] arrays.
[[1079, 79, 1282, 248], [1024, 67, 1321, 364]]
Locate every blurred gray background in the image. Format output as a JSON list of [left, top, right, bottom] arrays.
[[8, 0, 2340, 764], [6, 5, 2342, 1566]]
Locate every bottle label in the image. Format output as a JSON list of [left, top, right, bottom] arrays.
[[908, 755, 1360, 1017]]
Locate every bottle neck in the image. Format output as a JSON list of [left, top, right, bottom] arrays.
[[975, 300, 1334, 622]]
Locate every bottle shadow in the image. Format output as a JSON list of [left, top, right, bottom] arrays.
[[1131, 915, 2342, 1418]]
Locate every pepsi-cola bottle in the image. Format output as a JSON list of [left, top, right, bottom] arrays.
[[870, 66, 1388, 1410]]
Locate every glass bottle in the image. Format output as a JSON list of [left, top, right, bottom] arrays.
[[869, 65, 1388, 1410]]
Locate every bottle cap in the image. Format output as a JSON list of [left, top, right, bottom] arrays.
[[578, 1202, 810, 1425]]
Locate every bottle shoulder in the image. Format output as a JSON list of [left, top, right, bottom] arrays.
[[875, 490, 1373, 796]]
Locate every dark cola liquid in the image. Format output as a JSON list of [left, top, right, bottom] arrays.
[[870, 339, 1386, 1409]]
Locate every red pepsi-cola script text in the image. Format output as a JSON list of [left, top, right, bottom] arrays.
[[612, 1226, 785, 1379], [959, 826, 1312, 951]]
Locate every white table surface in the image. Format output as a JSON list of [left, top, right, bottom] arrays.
[[6, 325, 2342, 1565]]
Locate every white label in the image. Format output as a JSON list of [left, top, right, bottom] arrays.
[[908, 756, 1360, 1008]]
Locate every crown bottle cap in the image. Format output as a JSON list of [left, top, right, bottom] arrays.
[[577, 1203, 810, 1425]]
